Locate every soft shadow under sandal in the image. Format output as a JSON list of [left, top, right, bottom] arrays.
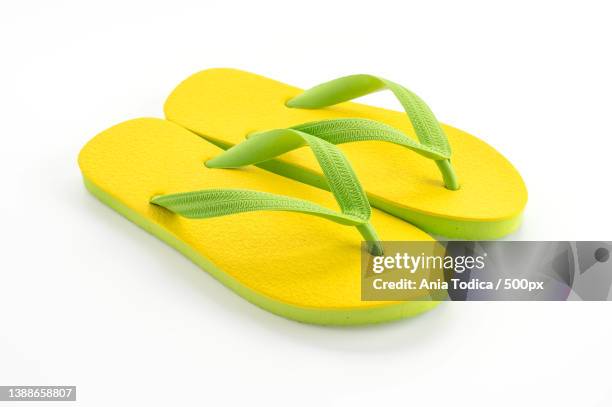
[[78, 118, 438, 325], [164, 68, 527, 239]]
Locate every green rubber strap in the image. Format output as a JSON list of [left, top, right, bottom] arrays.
[[286, 74, 459, 190], [291, 118, 448, 160], [152, 133, 383, 254], [151, 189, 363, 225], [207, 129, 371, 220]]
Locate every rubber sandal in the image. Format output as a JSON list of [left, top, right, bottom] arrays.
[[164, 68, 527, 239], [78, 118, 438, 325]]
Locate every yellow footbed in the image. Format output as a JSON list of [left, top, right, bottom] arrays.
[[78, 118, 435, 314], [164, 68, 527, 224]]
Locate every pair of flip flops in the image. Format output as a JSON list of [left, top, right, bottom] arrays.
[[79, 68, 527, 325]]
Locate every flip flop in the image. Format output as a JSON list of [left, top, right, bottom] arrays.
[[78, 118, 438, 325], [164, 68, 527, 239]]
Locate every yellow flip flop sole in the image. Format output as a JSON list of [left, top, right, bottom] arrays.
[[78, 118, 438, 325], [164, 68, 527, 239]]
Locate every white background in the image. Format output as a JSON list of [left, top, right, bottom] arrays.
[[1, 1, 611, 406]]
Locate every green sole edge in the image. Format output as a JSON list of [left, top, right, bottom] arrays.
[[82, 176, 439, 326], [202, 136, 523, 240]]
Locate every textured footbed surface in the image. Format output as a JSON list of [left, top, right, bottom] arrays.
[[164, 68, 527, 223], [78, 118, 436, 317]]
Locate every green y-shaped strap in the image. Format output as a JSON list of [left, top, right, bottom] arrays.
[[286, 74, 459, 190], [151, 131, 383, 255]]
